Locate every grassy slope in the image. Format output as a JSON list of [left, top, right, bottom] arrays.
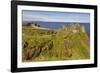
[[22, 24, 90, 62]]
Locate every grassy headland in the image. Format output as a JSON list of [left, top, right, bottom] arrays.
[[22, 23, 90, 62]]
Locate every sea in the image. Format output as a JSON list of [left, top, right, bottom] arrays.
[[23, 21, 90, 36]]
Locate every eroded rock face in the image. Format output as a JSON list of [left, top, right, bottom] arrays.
[[23, 40, 54, 61]]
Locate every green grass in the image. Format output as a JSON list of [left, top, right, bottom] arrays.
[[22, 24, 90, 62]]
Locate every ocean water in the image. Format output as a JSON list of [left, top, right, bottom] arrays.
[[23, 21, 90, 36]]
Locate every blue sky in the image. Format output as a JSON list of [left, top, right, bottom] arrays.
[[22, 10, 90, 23]]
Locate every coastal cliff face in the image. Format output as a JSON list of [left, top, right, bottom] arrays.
[[22, 23, 90, 62]]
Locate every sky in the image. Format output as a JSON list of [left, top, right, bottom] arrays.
[[22, 10, 90, 23]]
